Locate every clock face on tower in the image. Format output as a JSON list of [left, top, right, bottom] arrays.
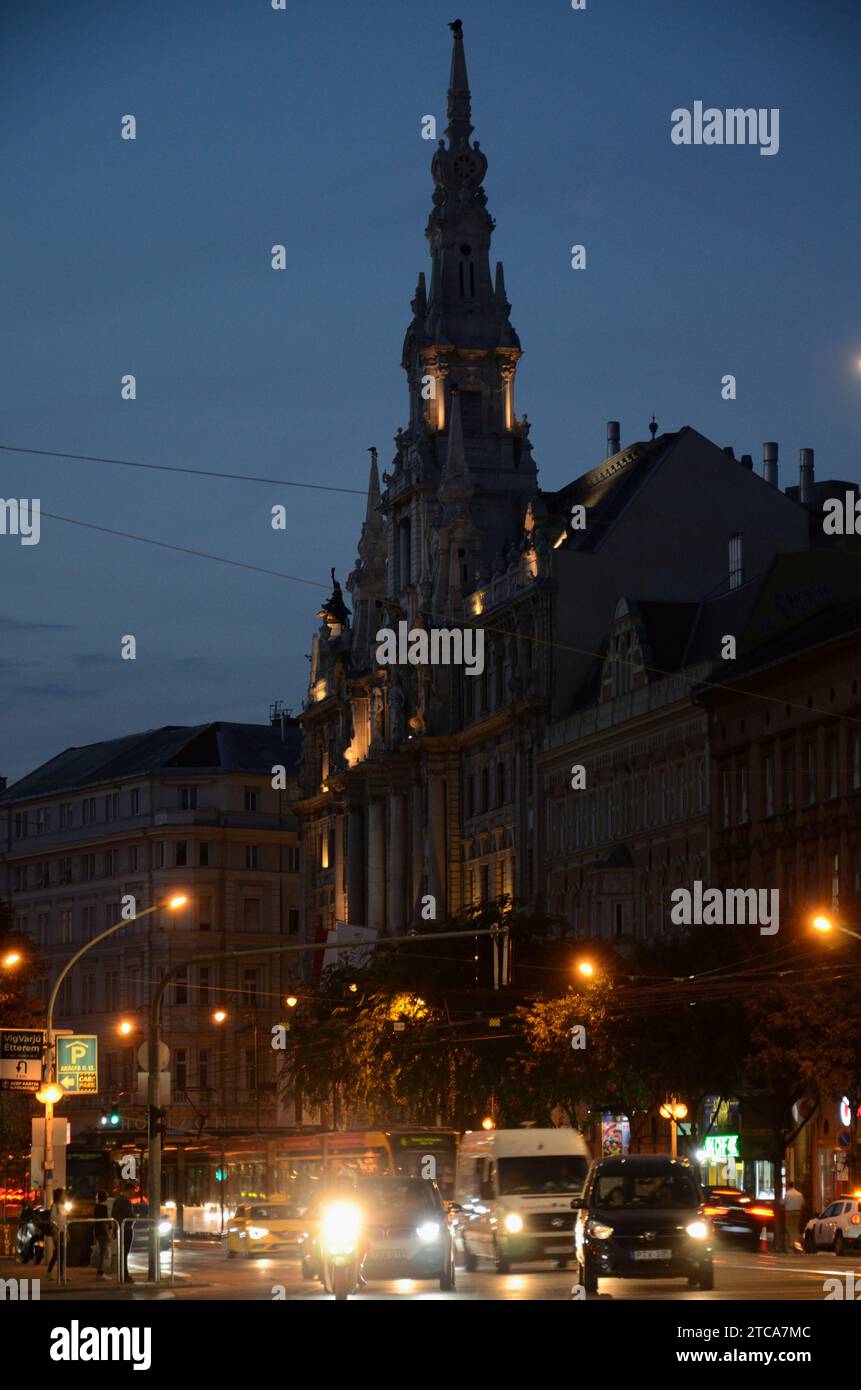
[[452, 151, 479, 182]]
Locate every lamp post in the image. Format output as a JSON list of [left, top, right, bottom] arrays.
[[660, 1099, 689, 1159], [40, 894, 188, 1208]]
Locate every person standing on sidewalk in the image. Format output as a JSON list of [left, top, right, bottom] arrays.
[[785, 1182, 804, 1252], [93, 1189, 110, 1278], [111, 1184, 136, 1282], [46, 1187, 67, 1279]]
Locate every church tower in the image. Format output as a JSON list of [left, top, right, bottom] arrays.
[[385, 18, 537, 626]]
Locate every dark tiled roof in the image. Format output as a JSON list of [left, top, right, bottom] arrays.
[[0, 722, 301, 804], [541, 431, 682, 553]]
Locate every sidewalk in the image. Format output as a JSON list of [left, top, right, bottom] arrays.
[[0, 1254, 208, 1294]]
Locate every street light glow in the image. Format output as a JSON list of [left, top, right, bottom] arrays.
[[36, 1082, 64, 1105], [167, 895, 188, 910], [285, 995, 298, 1008], [118, 1020, 134, 1035], [481, 1116, 495, 1131], [212, 1010, 228, 1023], [811, 914, 833, 933], [576, 960, 594, 978], [1, 951, 22, 968]]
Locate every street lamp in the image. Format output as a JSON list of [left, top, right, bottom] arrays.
[[117, 1020, 135, 1036], [660, 1099, 688, 1159], [576, 959, 595, 979], [2, 951, 23, 969], [40, 893, 189, 1207], [481, 1116, 495, 1131], [811, 912, 861, 943]]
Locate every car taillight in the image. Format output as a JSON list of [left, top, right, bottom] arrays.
[[703, 1206, 728, 1216], [749, 1206, 773, 1219], [851, 1214, 860, 1225]]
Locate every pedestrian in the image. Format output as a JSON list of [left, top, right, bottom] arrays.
[[111, 1183, 136, 1282], [93, 1188, 110, 1278], [46, 1187, 67, 1279], [785, 1181, 804, 1252]]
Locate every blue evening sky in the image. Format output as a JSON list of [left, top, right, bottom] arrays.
[[1, 0, 859, 783]]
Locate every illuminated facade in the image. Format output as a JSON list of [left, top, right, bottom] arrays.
[[297, 24, 827, 948]]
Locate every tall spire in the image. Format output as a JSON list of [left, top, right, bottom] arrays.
[[446, 19, 472, 144]]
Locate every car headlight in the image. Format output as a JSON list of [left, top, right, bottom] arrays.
[[586, 1219, 614, 1240], [416, 1221, 441, 1243], [686, 1220, 708, 1240], [503, 1212, 523, 1234], [247, 1226, 269, 1240], [158, 1220, 172, 1236], [321, 1201, 362, 1257]]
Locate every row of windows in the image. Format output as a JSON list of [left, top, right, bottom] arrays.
[[720, 735, 861, 828], [101, 1045, 264, 1097], [17, 897, 300, 944], [12, 785, 276, 839], [11, 842, 300, 892], [545, 762, 708, 854]]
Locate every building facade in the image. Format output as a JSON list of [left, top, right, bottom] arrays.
[[0, 719, 302, 1137], [297, 23, 833, 950]]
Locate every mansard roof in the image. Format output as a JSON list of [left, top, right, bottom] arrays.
[[0, 721, 301, 804]]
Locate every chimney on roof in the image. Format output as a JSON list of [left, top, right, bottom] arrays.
[[606, 421, 620, 458], [740, 453, 753, 471], [723, 446, 735, 459], [799, 448, 815, 504], [763, 441, 779, 487]]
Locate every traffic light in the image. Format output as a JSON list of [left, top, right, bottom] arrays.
[[100, 1100, 121, 1128], [148, 1106, 167, 1139]]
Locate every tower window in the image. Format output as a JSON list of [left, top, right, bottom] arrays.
[[459, 391, 482, 435]]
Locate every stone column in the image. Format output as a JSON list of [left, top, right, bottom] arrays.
[[346, 806, 366, 927], [427, 772, 447, 917], [411, 784, 424, 921], [387, 793, 406, 934], [367, 800, 386, 932], [334, 811, 346, 924]]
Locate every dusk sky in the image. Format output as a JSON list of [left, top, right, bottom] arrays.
[[2, 0, 859, 785]]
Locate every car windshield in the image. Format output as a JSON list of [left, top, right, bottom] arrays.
[[249, 1204, 300, 1220], [497, 1156, 589, 1195], [355, 1179, 439, 1217], [594, 1173, 700, 1210]]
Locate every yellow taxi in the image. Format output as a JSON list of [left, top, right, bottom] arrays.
[[226, 1199, 309, 1258]]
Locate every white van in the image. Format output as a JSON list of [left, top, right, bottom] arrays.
[[454, 1128, 591, 1272]]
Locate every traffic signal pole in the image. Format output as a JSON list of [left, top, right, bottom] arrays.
[[145, 922, 509, 1282]]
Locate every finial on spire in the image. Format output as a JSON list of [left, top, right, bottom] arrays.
[[649, 415, 658, 440], [449, 18, 463, 38], [446, 18, 472, 144]]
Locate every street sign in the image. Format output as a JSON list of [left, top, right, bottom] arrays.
[[136, 1070, 170, 1105], [56, 1034, 98, 1094], [137, 1040, 170, 1072], [0, 1028, 44, 1091]]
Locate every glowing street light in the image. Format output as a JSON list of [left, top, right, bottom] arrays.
[[167, 895, 188, 911], [1, 951, 23, 969], [36, 1082, 64, 1106], [660, 1098, 688, 1158], [285, 995, 298, 1009], [576, 959, 595, 979], [481, 1116, 495, 1131], [810, 911, 861, 943], [212, 1010, 228, 1024], [117, 1020, 135, 1036]]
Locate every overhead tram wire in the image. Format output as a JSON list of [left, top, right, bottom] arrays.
[[0, 443, 366, 496]]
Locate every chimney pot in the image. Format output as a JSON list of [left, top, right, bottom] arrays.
[[799, 447, 815, 504], [606, 421, 620, 458], [740, 453, 753, 470], [763, 441, 779, 487], [723, 446, 735, 458]]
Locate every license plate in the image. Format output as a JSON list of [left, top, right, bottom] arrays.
[[371, 1248, 407, 1259], [631, 1249, 671, 1261]]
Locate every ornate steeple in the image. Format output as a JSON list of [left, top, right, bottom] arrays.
[[347, 447, 387, 666]]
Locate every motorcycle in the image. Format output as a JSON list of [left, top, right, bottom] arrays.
[[319, 1200, 364, 1301], [17, 1205, 51, 1265]]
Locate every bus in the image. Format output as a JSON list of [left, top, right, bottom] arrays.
[[61, 1128, 459, 1234]]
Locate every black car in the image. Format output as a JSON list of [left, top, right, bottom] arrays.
[[703, 1187, 774, 1251], [574, 1155, 714, 1293]]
